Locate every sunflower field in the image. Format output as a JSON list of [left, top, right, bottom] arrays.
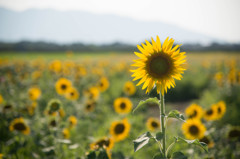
[[0, 40, 240, 159]]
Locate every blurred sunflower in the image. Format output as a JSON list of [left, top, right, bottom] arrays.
[[84, 87, 100, 101], [0, 94, 4, 104], [131, 36, 186, 95], [98, 77, 109, 92], [113, 97, 132, 114], [84, 101, 96, 112], [2, 104, 13, 113], [47, 99, 61, 114], [203, 105, 218, 121], [27, 102, 37, 116], [55, 78, 72, 95], [212, 101, 226, 120], [228, 127, 240, 140], [49, 119, 57, 127], [110, 118, 131, 142], [90, 137, 114, 151], [146, 117, 160, 131], [182, 119, 206, 140], [62, 128, 70, 139], [31, 71, 42, 80], [49, 60, 62, 73], [123, 81, 136, 96], [9, 117, 30, 135], [185, 103, 203, 119], [68, 115, 77, 128], [59, 108, 65, 118], [28, 87, 41, 101], [65, 87, 79, 100], [200, 136, 214, 148]]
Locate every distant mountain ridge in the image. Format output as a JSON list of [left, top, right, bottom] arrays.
[[0, 7, 222, 44]]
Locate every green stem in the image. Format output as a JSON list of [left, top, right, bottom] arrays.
[[160, 93, 166, 157], [166, 140, 177, 157]]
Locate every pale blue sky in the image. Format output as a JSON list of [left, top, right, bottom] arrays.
[[0, 0, 240, 43]]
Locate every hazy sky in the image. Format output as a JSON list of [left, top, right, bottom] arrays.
[[0, 0, 240, 43]]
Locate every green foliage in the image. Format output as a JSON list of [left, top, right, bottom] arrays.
[[133, 132, 153, 152], [133, 97, 159, 113], [167, 110, 185, 122]]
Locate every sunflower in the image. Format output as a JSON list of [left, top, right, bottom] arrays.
[[2, 104, 13, 113], [90, 137, 114, 151], [0, 94, 4, 104], [203, 105, 218, 121], [200, 136, 214, 148], [65, 87, 79, 100], [28, 87, 41, 101], [113, 97, 132, 114], [110, 118, 131, 142], [84, 87, 100, 101], [58, 108, 65, 118], [228, 128, 240, 139], [49, 60, 62, 73], [68, 115, 78, 128], [49, 119, 57, 127], [182, 119, 206, 140], [9, 117, 30, 135], [123, 81, 136, 96], [84, 101, 96, 112], [55, 78, 72, 95], [31, 71, 42, 80], [62, 128, 70, 139], [27, 102, 37, 116], [212, 101, 226, 120], [185, 103, 203, 119], [98, 77, 110, 92], [131, 36, 186, 95], [47, 99, 61, 114], [146, 117, 160, 131]]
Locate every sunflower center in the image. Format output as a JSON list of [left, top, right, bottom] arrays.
[[228, 129, 240, 138], [147, 53, 172, 79], [120, 102, 126, 109], [51, 102, 60, 111], [13, 123, 27, 131], [61, 84, 67, 90], [190, 110, 197, 118], [50, 120, 57, 127], [70, 92, 74, 96], [114, 123, 125, 134], [206, 109, 213, 116], [151, 121, 159, 128], [218, 107, 222, 113], [189, 125, 199, 135], [97, 139, 110, 148], [200, 136, 210, 145]]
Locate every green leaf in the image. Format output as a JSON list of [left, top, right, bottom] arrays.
[[133, 132, 153, 152], [176, 137, 208, 152], [171, 152, 187, 159], [98, 150, 109, 159], [167, 110, 185, 122], [153, 153, 165, 159], [156, 132, 163, 141], [133, 97, 159, 113], [87, 151, 96, 159]]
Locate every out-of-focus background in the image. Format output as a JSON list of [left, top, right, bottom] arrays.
[[0, 0, 240, 159]]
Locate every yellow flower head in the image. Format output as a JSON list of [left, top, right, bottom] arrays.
[[123, 81, 136, 96], [62, 128, 70, 139], [31, 71, 42, 80], [146, 117, 160, 131], [97, 77, 110, 92], [110, 118, 131, 142], [0, 94, 4, 104], [203, 105, 218, 121], [185, 103, 203, 119], [58, 108, 65, 118], [200, 136, 214, 148], [90, 137, 114, 151], [212, 101, 226, 120], [114, 97, 132, 114], [65, 87, 79, 100], [55, 78, 72, 95], [49, 60, 62, 73], [84, 87, 100, 101], [84, 101, 96, 113], [28, 87, 41, 101], [131, 36, 186, 95], [9, 117, 30, 135], [182, 119, 206, 140], [68, 115, 78, 127]]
